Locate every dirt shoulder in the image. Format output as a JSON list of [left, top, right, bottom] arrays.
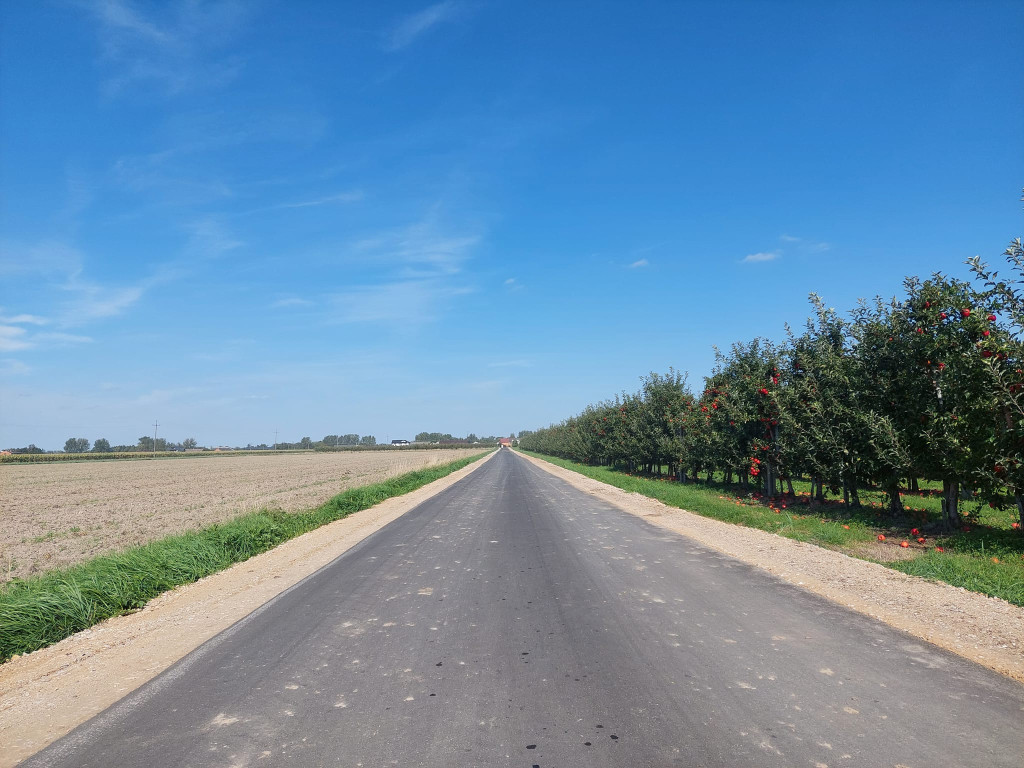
[[519, 452, 1024, 684], [0, 451, 495, 768]]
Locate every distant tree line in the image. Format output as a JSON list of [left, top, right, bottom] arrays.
[[10, 430, 509, 455], [55, 436, 203, 453], [414, 432, 507, 443]]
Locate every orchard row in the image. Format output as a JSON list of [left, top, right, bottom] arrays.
[[519, 239, 1024, 531]]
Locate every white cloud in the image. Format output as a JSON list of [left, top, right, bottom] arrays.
[[184, 217, 243, 258], [330, 280, 472, 325], [629, 258, 649, 268], [0, 240, 82, 278], [0, 313, 47, 325], [742, 251, 780, 264], [0, 238, 183, 328], [352, 212, 480, 279], [504, 278, 516, 285], [384, 1, 459, 51], [271, 297, 314, 309], [61, 278, 147, 321], [779, 234, 830, 252], [0, 326, 32, 352], [35, 333, 94, 345], [0, 359, 31, 376], [0, 323, 92, 352], [92, 0, 170, 43], [81, 0, 251, 96], [276, 191, 364, 209], [488, 359, 531, 368]]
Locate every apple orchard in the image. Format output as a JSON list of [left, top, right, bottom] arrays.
[[520, 239, 1024, 533]]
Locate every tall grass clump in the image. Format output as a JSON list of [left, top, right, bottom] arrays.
[[0, 451, 489, 661]]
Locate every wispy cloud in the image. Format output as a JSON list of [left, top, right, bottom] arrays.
[[0, 359, 32, 376], [0, 240, 176, 327], [504, 277, 516, 285], [384, 1, 459, 51], [81, 0, 251, 96], [57, 261, 181, 324], [336, 211, 480, 326], [742, 251, 780, 264], [275, 191, 364, 209], [271, 297, 314, 309], [0, 240, 81, 278], [629, 258, 649, 268], [779, 234, 830, 252], [488, 359, 532, 368], [0, 313, 47, 325], [239, 191, 364, 216], [0, 326, 32, 352], [329, 280, 472, 325], [184, 217, 243, 258], [352, 211, 480, 279], [0, 326, 87, 353], [35, 332, 94, 346], [60, 279, 148, 321]]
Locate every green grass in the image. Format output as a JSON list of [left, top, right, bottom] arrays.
[[522, 451, 1024, 607], [0, 451, 491, 662]]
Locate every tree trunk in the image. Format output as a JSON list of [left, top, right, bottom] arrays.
[[740, 470, 749, 491], [786, 477, 794, 496], [815, 475, 825, 503], [1015, 493, 1024, 533], [850, 484, 861, 507], [910, 477, 920, 492], [941, 478, 961, 530], [887, 477, 902, 517], [842, 477, 850, 508]]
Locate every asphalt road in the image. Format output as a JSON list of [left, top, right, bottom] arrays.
[[25, 449, 1024, 767]]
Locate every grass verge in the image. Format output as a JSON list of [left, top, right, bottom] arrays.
[[0, 451, 490, 662], [521, 451, 1024, 607]]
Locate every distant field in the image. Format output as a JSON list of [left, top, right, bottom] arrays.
[[0, 448, 477, 583]]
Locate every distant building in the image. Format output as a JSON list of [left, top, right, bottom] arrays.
[[498, 438, 512, 447]]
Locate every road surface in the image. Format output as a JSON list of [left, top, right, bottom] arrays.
[[24, 449, 1024, 767]]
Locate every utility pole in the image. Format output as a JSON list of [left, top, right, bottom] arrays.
[[153, 420, 159, 456], [274, 429, 278, 450]]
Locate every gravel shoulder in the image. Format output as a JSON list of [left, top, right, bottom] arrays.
[[0, 451, 496, 767], [519, 451, 1024, 684]]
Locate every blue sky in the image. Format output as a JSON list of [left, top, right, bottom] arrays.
[[1, 0, 1022, 450]]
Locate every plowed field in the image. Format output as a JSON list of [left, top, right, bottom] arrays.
[[0, 449, 476, 582]]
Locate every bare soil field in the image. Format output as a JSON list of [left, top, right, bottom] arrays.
[[0, 449, 476, 583]]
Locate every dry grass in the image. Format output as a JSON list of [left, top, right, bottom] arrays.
[[0, 450, 474, 582]]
